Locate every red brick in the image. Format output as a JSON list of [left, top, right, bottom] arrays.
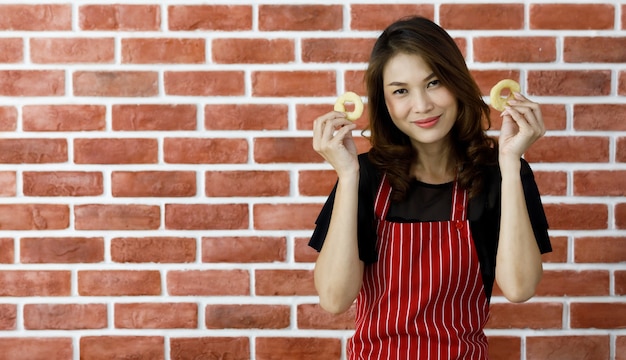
[[574, 104, 626, 131], [302, 38, 375, 63], [170, 337, 250, 360], [296, 104, 335, 131], [112, 171, 196, 197], [535, 270, 609, 297], [565, 37, 626, 63], [80, 336, 164, 360], [620, 72, 626, 96], [74, 138, 158, 164], [23, 171, 103, 196], [115, 303, 197, 329], [350, 4, 434, 31], [0, 70, 64, 96], [486, 302, 563, 329], [618, 203, 626, 229], [527, 335, 610, 360], [31, 38, 114, 63], [345, 70, 368, 98], [256, 337, 341, 360], [487, 336, 521, 360], [0, 4, 71, 30], [205, 304, 290, 329], [542, 236, 568, 263], [471, 70, 521, 97], [73, 71, 158, 97], [205, 170, 289, 197], [165, 204, 248, 230], [298, 170, 337, 196], [164, 138, 248, 164], [617, 336, 626, 360], [543, 203, 608, 230], [255, 269, 316, 296], [0, 304, 16, 330], [0, 139, 67, 163], [619, 137, 626, 162], [21, 237, 104, 264], [0, 38, 23, 63], [0, 238, 13, 264], [0, 106, 17, 131], [297, 303, 355, 329], [78, 270, 161, 296], [530, 4, 614, 30], [525, 136, 609, 163], [528, 70, 611, 96], [253, 204, 322, 231], [575, 237, 626, 263], [212, 38, 294, 64], [80, 4, 160, 31], [0, 338, 72, 360], [252, 71, 336, 97], [164, 71, 244, 96], [0, 271, 71, 296], [74, 204, 160, 230], [122, 38, 205, 64], [253, 137, 323, 163], [23, 105, 106, 131], [440, 4, 524, 30], [571, 302, 626, 329], [113, 104, 197, 131], [617, 271, 626, 295], [168, 5, 252, 31], [0, 204, 69, 230], [574, 170, 626, 196], [111, 237, 196, 263], [294, 237, 319, 263], [205, 104, 288, 131], [258, 5, 342, 31], [0, 172, 15, 196], [533, 171, 567, 196], [474, 37, 557, 63], [167, 270, 249, 296], [202, 236, 286, 263], [24, 304, 107, 330]]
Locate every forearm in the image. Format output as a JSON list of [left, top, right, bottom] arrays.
[[496, 160, 543, 303], [313, 174, 364, 314]]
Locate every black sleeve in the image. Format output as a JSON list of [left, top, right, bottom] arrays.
[[520, 158, 552, 254], [308, 153, 378, 264]]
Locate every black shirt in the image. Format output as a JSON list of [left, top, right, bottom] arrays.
[[309, 152, 552, 301]]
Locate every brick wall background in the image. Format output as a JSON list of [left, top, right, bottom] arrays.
[[0, 1, 624, 359]]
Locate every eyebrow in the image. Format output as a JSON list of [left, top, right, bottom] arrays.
[[386, 72, 436, 86]]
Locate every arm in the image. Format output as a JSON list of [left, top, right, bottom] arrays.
[[312, 112, 364, 314], [495, 93, 546, 303]]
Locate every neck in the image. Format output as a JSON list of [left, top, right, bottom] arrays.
[[411, 142, 457, 184]]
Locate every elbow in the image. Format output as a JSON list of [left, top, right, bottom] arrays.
[[502, 288, 535, 303], [498, 267, 543, 304], [318, 297, 353, 314]]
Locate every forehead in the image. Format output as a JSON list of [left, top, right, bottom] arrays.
[[382, 53, 433, 83]]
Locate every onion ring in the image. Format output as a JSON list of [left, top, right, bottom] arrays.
[[334, 91, 364, 121], [489, 79, 521, 111]]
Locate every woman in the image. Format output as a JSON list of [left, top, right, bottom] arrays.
[[309, 16, 551, 359]]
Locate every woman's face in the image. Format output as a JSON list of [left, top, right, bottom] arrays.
[[382, 52, 458, 150]]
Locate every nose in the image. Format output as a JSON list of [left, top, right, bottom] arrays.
[[411, 90, 434, 113]]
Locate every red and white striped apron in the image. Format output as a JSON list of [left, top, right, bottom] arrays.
[[348, 174, 489, 360]]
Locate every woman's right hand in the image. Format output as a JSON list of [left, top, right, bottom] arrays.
[[312, 111, 359, 177]]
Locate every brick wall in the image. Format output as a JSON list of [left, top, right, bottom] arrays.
[[0, 1, 624, 360]]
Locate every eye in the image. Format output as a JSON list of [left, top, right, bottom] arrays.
[[392, 88, 408, 95], [427, 79, 441, 88]]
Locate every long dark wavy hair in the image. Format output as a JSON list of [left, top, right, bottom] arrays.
[[365, 16, 497, 201]]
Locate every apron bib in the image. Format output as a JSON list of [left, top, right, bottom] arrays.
[[348, 174, 489, 360]]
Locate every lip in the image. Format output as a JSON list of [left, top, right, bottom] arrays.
[[413, 116, 440, 128]]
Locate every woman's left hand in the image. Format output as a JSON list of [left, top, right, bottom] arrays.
[[498, 92, 545, 168]]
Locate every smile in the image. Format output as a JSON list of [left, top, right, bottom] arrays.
[[413, 116, 440, 128]]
